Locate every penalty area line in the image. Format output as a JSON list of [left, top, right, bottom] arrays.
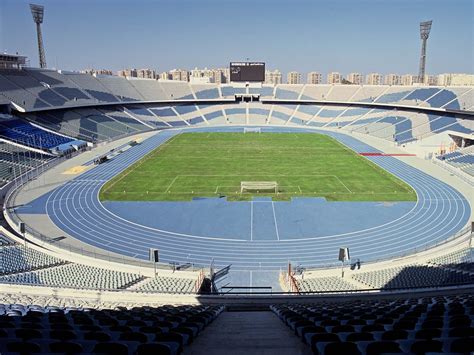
[[164, 176, 179, 193]]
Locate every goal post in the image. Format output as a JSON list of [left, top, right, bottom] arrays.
[[243, 127, 261, 133], [241, 181, 278, 193]]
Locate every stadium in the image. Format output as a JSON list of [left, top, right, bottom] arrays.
[[0, 1, 473, 354]]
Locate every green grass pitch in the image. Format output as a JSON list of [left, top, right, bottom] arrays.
[[99, 132, 417, 202]]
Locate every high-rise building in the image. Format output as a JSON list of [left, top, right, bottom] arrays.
[[384, 74, 401, 85], [191, 67, 229, 84], [169, 69, 189, 82], [437, 73, 474, 86], [211, 69, 229, 84], [117, 69, 137, 78], [307, 72, 322, 84], [327, 72, 341, 84], [159, 71, 170, 80], [346, 73, 363, 85], [136, 68, 156, 79], [401, 74, 418, 86], [366, 73, 382, 85], [287, 71, 301, 84], [265, 70, 282, 84], [424, 75, 438, 86]]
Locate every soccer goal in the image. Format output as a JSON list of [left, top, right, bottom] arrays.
[[243, 127, 261, 134], [241, 181, 278, 193]]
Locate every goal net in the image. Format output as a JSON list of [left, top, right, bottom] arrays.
[[243, 127, 261, 133], [241, 181, 278, 193]]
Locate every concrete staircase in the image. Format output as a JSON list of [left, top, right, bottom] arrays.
[[184, 309, 311, 355]]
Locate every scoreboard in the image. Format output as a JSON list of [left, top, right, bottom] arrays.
[[230, 62, 265, 82]]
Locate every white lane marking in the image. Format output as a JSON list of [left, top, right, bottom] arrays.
[[272, 201, 280, 241]]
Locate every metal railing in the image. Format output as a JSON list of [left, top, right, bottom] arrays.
[[432, 157, 474, 187]]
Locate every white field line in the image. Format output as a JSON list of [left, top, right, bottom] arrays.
[[164, 176, 179, 193], [334, 176, 353, 193]]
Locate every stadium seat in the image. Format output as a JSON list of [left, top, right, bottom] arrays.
[[410, 339, 443, 354], [324, 341, 361, 355], [49, 341, 83, 353], [136, 342, 173, 355], [366, 341, 403, 354], [92, 342, 129, 355]]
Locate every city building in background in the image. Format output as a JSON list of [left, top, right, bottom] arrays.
[[346, 72, 363, 85], [327, 72, 341, 84], [366, 73, 382, 85], [169, 69, 189, 82], [159, 71, 170, 80], [190, 67, 229, 84], [437, 73, 474, 86], [117, 68, 137, 78], [265, 69, 282, 84], [424, 75, 438, 86], [287, 71, 301, 84], [137, 68, 156, 79], [307, 72, 322, 84], [384, 74, 402, 85], [401, 74, 418, 86], [81, 69, 113, 76]]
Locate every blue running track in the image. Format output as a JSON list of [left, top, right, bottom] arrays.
[[40, 126, 470, 270]]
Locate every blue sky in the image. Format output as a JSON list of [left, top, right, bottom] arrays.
[[1, 0, 472, 76]]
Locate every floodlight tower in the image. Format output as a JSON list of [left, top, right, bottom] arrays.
[[30, 3, 47, 68], [418, 20, 432, 84]]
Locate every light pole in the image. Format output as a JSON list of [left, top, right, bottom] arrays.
[[418, 21, 433, 85], [30, 4, 47, 68]]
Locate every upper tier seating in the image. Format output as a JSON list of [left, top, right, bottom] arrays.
[[24, 69, 95, 104], [220, 86, 247, 98], [326, 85, 360, 101], [275, 85, 303, 100], [127, 79, 168, 101], [1, 69, 471, 112], [248, 86, 274, 98], [349, 86, 387, 102], [0, 71, 50, 110], [160, 82, 195, 100], [62, 73, 119, 103], [95, 75, 144, 101], [0, 69, 68, 107], [192, 85, 221, 99]]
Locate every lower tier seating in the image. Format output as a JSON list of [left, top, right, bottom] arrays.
[[272, 293, 474, 354], [0, 303, 224, 355]]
